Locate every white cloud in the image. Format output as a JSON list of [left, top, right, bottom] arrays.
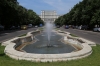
[[17, 0, 82, 15], [42, 0, 81, 14]]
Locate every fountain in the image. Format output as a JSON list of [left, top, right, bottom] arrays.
[[2, 21, 95, 62], [18, 21, 76, 54], [45, 22, 53, 47]]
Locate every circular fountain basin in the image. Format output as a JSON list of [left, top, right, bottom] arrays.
[[22, 32, 75, 54], [3, 30, 94, 62]]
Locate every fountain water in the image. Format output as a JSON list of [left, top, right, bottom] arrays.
[[21, 21, 75, 54], [44, 22, 53, 47]]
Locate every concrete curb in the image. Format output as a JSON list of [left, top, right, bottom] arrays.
[[56, 30, 96, 46]]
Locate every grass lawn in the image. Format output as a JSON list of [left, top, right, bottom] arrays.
[[38, 27, 44, 31], [70, 34, 78, 37], [18, 34, 27, 37], [0, 43, 100, 66]]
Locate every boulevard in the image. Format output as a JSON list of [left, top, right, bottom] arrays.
[[0, 27, 100, 44]]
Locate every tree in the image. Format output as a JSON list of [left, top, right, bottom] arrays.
[[55, 0, 100, 29], [0, 0, 44, 29]]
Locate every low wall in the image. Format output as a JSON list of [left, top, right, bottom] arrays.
[[4, 42, 92, 62]]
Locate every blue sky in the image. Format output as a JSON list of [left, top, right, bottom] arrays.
[[17, 0, 82, 15]]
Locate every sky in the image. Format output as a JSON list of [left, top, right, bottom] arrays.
[[17, 0, 83, 15]]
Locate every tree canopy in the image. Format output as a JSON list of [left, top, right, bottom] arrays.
[[55, 0, 100, 29], [0, 0, 44, 29]]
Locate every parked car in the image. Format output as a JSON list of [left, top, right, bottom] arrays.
[[93, 27, 100, 32], [71, 25, 75, 29], [65, 25, 69, 29], [34, 25, 38, 28], [0, 24, 4, 31], [10, 26, 16, 30], [98, 28, 100, 32], [28, 24, 32, 28], [21, 25, 27, 30], [78, 25, 88, 30], [75, 26, 79, 29]]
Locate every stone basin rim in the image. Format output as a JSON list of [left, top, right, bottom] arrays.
[[2, 30, 96, 62]]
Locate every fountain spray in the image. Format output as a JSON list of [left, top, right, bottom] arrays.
[[45, 21, 53, 47]]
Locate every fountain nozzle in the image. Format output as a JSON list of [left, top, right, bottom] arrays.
[[47, 41, 51, 47]]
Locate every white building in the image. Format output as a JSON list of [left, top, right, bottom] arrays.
[[39, 10, 60, 22]]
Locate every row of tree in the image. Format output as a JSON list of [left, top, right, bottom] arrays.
[[0, 0, 44, 29], [55, 0, 100, 29]]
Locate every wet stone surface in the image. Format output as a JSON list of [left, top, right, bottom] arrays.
[[22, 32, 75, 54]]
